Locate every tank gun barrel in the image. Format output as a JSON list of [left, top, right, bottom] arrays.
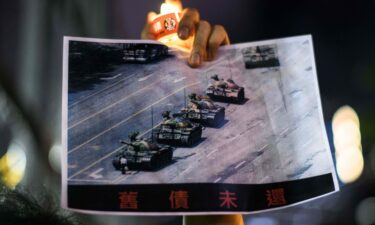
[[172, 112, 184, 118], [120, 140, 133, 146]]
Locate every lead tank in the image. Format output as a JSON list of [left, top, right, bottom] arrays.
[[112, 131, 174, 171]]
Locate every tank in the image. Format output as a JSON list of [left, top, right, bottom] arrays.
[[122, 43, 168, 63], [206, 75, 245, 103], [241, 44, 280, 69], [154, 111, 203, 146], [112, 132, 174, 171], [179, 93, 225, 127]]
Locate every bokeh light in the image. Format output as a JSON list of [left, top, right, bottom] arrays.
[[336, 146, 364, 183], [332, 105, 360, 129], [356, 197, 375, 225], [0, 140, 27, 188], [48, 144, 62, 174], [247, 217, 278, 225], [332, 105, 363, 183]]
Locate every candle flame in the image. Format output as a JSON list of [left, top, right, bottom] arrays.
[[160, 2, 181, 14]]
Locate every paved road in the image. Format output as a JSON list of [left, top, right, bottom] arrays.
[[67, 38, 333, 185]]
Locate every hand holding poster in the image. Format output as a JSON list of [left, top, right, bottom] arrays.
[[61, 35, 339, 214]]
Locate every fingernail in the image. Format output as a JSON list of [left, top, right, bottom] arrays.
[[178, 27, 189, 39], [191, 52, 201, 66]]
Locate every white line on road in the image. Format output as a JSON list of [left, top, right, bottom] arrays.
[[100, 73, 123, 80], [207, 149, 219, 157], [176, 165, 193, 177], [68, 72, 137, 109], [68, 82, 200, 154], [251, 120, 263, 127], [111, 175, 125, 184], [88, 168, 104, 179], [234, 160, 246, 169], [173, 76, 187, 83], [69, 77, 167, 130], [69, 147, 121, 179], [280, 128, 289, 136], [214, 177, 222, 183], [259, 143, 269, 151], [138, 75, 152, 82], [68, 179, 113, 183], [113, 171, 138, 184], [68, 122, 163, 180]]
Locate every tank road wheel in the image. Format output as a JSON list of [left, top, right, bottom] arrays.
[[237, 88, 245, 103], [191, 129, 201, 146], [167, 149, 173, 162], [181, 136, 189, 146], [127, 163, 135, 170], [149, 156, 158, 171], [112, 159, 121, 170], [211, 110, 225, 127], [187, 136, 194, 147], [162, 151, 170, 165], [197, 128, 203, 139]]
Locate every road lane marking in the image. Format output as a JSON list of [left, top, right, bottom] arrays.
[[234, 160, 246, 169], [259, 144, 269, 151], [176, 165, 193, 177], [111, 175, 125, 184], [207, 148, 219, 157], [68, 82, 200, 154], [100, 73, 123, 80], [68, 179, 112, 183], [69, 77, 167, 130], [138, 75, 152, 81], [88, 168, 104, 179], [214, 177, 222, 183], [69, 147, 122, 179], [68, 72, 137, 109], [68, 122, 163, 180], [173, 76, 187, 83], [280, 128, 289, 136], [112, 171, 138, 184]]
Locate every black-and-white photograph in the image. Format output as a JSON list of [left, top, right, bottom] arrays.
[[62, 35, 338, 213]]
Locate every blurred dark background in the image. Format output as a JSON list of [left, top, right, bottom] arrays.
[[0, 0, 374, 225]]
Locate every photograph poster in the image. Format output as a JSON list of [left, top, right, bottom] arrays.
[[61, 35, 339, 214]]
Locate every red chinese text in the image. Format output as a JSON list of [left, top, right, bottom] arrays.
[[219, 190, 238, 209], [169, 190, 189, 209], [119, 192, 138, 209], [266, 188, 287, 207]]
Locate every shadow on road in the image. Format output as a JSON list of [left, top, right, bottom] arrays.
[[210, 119, 229, 129], [173, 152, 196, 161]]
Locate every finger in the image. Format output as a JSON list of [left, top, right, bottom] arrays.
[[147, 11, 158, 23], [141, 11, 158, 39], [189, 20, 211, 68], [165, 0, 183, 11], [178, 8, 200, 40], [207, 25, 230, 61]]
